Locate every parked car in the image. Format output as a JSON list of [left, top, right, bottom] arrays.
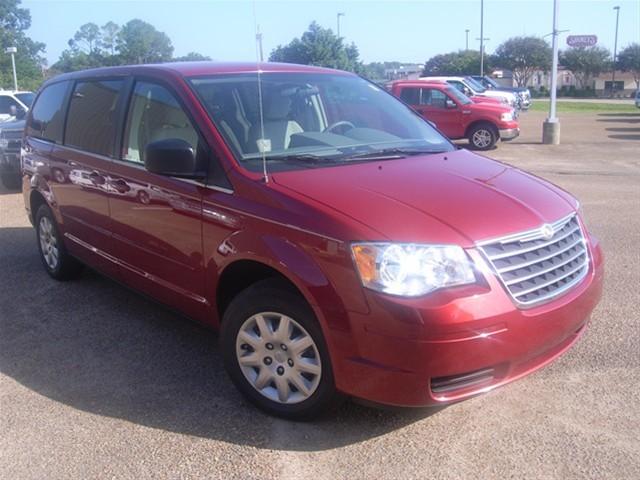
[[421, 76, 519, 109], [390, 80, 519, 149], [635, 90, 640, 108], [0, 90, 34, 122], [0, 118, 25, 189], [22, 62, 603, 419], [470, 75, 532, 110]]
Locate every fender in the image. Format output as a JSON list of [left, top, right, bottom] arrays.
[[205, 228, 369, 333]]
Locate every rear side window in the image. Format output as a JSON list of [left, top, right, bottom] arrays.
[[27, 81, 70, 143], [65, 80, 124, 157], [399, 87, 420, 105]]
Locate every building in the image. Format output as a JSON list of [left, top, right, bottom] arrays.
[[384, 64, 424, 81], [593, 71, 638, 97]]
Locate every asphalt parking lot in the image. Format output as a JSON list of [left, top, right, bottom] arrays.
[[1, 110, 639, 479]]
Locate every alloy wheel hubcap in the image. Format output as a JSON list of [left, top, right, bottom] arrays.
[[236, 312, 322, 404], [473, 129, 492, 148], [39, 217, 59, 270]]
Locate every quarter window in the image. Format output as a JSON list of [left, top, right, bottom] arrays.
[[123, 81, 199, 164], [27, 82, 70, 143], [65, 80, 124, 157]]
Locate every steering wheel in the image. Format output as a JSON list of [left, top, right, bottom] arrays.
[[323, 121, 355, 134]]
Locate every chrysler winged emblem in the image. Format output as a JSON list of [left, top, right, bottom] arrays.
[[540, 224, 555, 240]]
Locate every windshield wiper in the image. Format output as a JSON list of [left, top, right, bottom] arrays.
[[343, 147, 447, 161], [247, 153, 339, 166]]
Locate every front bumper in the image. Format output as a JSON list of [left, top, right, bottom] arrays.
[[330, 236, 603, 407], [499, 128, 520, 141]]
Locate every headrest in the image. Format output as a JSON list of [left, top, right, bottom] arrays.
[[264, 94, 292, 121]]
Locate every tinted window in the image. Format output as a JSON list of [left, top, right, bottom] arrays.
[[15, 92, 36, 107], [65, 80, 124, 157], [399, 87, 420, 105], [423, 89, 447, 108], [123, 82, 198, 164], [27, 82, 70, 143], [0, 95, 20, 114]]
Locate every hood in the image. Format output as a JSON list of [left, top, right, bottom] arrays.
[[0, 119, 26, 131], [272, 149, 576, 246], [467, 101, 512, 115]]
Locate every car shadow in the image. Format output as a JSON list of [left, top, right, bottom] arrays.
[[597, 113, 640, 117], [607, 134, 640, 141], [0, 226, 442, 452], [596, 118, 640, 124]]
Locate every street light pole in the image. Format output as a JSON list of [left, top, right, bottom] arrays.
[[479, 0, 484, 75], [337, 12, 345, 37], [465, 29, 470, 51], [611, 6, 620, 97], [5, 47, 18, 91], [255, 25, 264, 62], [543, 0, 560, 144]]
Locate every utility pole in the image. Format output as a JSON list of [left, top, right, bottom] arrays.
[[611, 6, 620, 97], [337, 12, 345, 37], [465, 29, 470, 51], [5, 47, 18, 91], [255, 25, 264, 62], [477, 37, 490, 74], [479, 0, 484, 75], [543, 0, 560, 144]]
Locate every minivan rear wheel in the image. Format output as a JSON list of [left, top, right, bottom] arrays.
[[220, 279, 340, 420], [468, 123, 498, 150], [35, 204, 83, 280]]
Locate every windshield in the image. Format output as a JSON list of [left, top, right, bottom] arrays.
[[446, 86, 472, 105], [464, 77, 486, 93], [15, 92, 35, 107], [190, 72, 453, 172]]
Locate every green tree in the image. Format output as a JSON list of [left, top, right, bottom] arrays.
[[0, 0, 46, 90], [560, 46, 611, 89], [617, 43, 640, 89], [69, 22, 100, 55], [52, 22, 108, 72], [423, 50, 486, 76], [173, 51, 211, 62], [100, 21, 119, 56], [494, 36, 552, 87], [116, 19, 173, 64], [269, 22, 364, 73]]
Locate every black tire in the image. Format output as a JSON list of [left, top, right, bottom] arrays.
[[35, 204, 83, 280], [468, 123, 498, 150], [1, 173, 21, 190], [220, 279, 341, 420]]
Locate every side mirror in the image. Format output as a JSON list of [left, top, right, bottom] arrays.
[[463, 87, 471, 96], [445, 99, 457, 109], [144, 138, 204, 179], [9, 105, 25, 119]]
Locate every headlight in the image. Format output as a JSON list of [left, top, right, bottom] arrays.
[[351, 243, 476, 297], [500, 112, 513, 122]]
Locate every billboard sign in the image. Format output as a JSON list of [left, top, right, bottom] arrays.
[[566, 35, 598, 47]]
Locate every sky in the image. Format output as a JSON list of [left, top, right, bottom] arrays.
[[23, 0, 640, 66]]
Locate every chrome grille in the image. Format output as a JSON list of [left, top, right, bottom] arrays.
[[478, 214, 589, 307]]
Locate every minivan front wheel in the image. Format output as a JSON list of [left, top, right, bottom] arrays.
[[220, 279, 340, 419], [468, 123, 498, 150], [35, 204, 83, 280]]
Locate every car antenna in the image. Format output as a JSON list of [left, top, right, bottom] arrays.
[[253, 1, 268, 183]]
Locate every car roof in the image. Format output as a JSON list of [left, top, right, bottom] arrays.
[[48, 61, 351, 83]]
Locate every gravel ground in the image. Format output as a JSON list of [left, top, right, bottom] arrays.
[[1, 110, 638, 479]]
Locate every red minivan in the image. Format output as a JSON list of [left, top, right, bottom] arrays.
[[390, 80, 520, 150], [22, 62, 603, 419]]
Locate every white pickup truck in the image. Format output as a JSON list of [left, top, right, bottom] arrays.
[[420, 76, 518, 109]]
